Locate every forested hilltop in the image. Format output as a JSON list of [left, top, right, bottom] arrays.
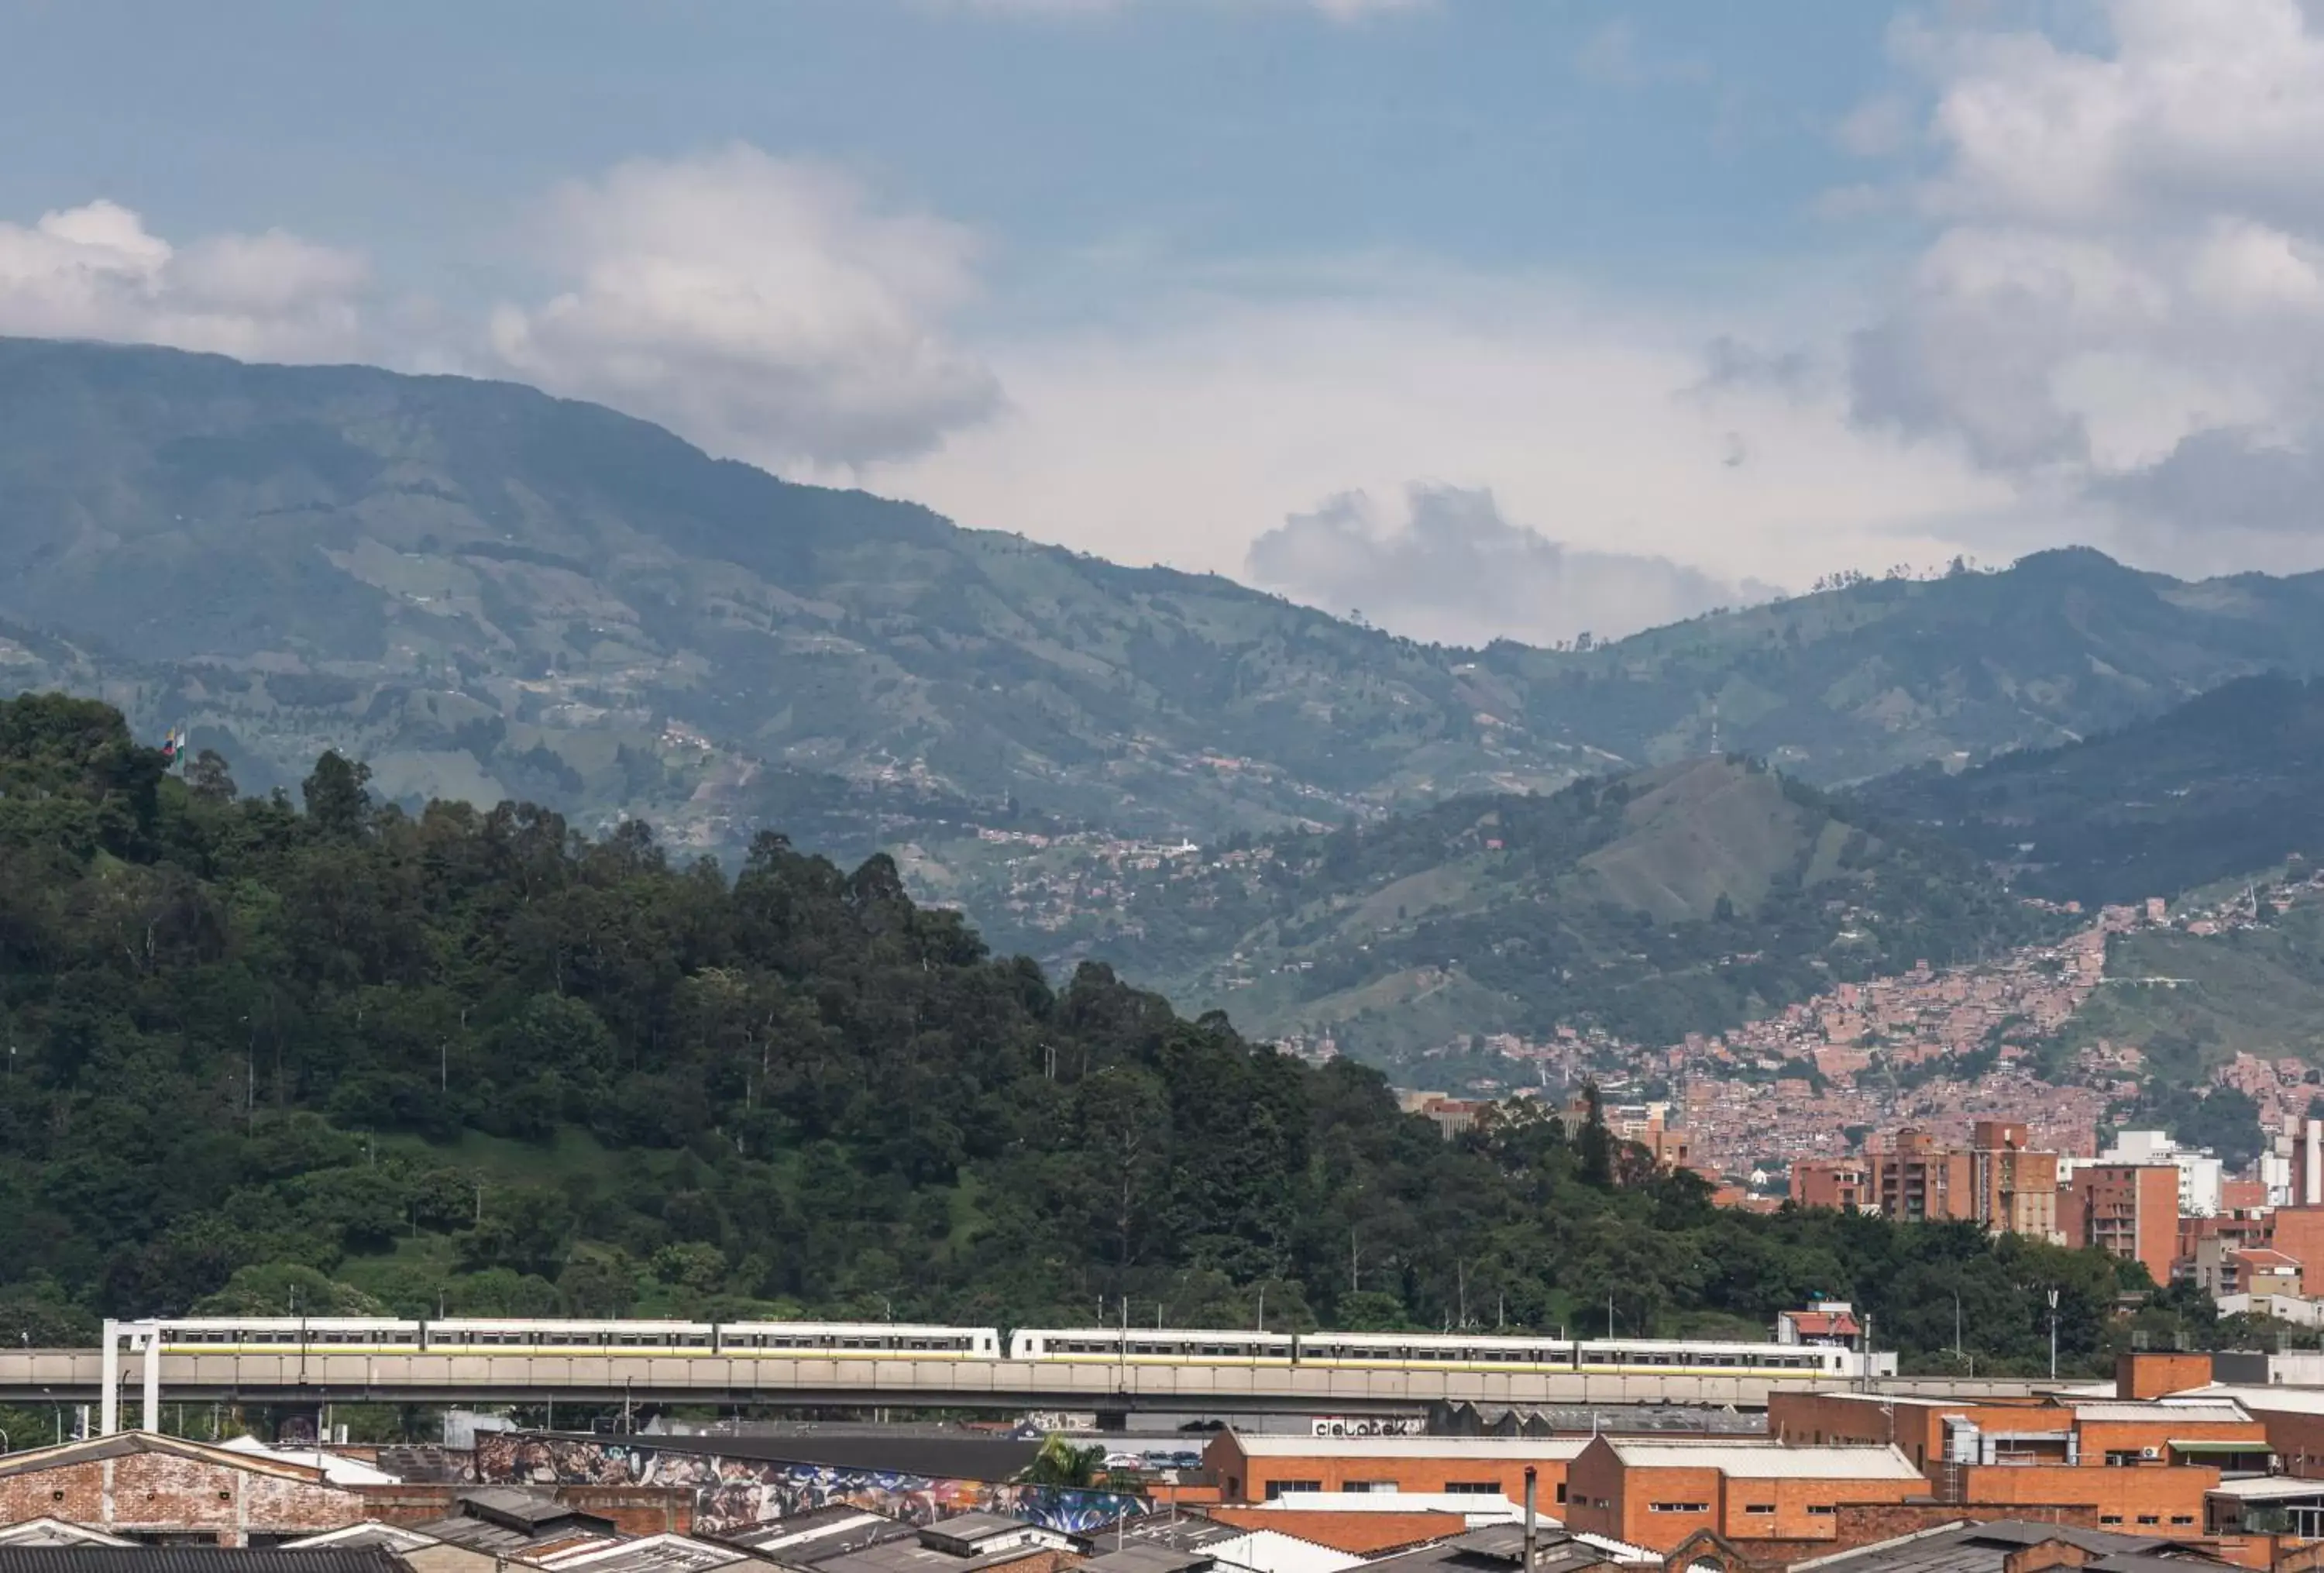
[[0, 694, 2203, 1373]]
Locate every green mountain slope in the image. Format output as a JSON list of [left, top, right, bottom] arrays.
[[2045, 889, 2324, 1092], [938, 756, 2058, 1069], [13, 340, 2324, 865], [1855, 674, 2324, 906], [0, 337, 1589, 852], [1471, 551, 2324, 783], [0, 691, 2147, 1375]]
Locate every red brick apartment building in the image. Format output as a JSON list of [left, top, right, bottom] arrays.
[[1792, 1161, 1869, 1211], [1803, 1124, 2058, 1241], [2061, 1164, 2181, 1283]]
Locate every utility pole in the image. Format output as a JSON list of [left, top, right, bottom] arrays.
[[1607, 1292, 1615, 1338], [1522, 1467, 1538, 1573], [2047, 1289, 2060, 1380]]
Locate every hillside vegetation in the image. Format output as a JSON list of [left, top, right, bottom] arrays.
[[0, 691, 2159, 1374], [2052, 899, 2324, 1082], [12, 341, 2324, 866], [944, 756, 2060, 1069], [1858, 674, 2324, 906], [0, 338, 1593, 854], [1474, 550, 2324, 783]]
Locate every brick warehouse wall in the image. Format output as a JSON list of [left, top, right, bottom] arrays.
[[0, 1449, 368, 1546], [1199, 1435, 1580, 1506], [1951, 1464, 2215, 1535], [1832, 1500, 2109, 1543], [2251, 1406, 2324, 1478]]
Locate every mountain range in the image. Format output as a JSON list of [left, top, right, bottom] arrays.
[[15, 338, 2324, 869], [1858, 673, 2324, 907]]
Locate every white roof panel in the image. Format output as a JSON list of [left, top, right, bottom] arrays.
[[2061, 1402, 2250, 1424], [1266, 1494, 1519, 1516], [1227, 1436, 1592, 1459], [1601, 1441, 1923, 1479], [1207, 1529, 1367, 1573], [2195, 1384, 2324, 1416]]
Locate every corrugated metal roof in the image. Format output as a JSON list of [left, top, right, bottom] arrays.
[[1263, 1496, 1518, 1518], [1789, 1520, 2202, 1573], [535, 1533, 757, 1573], [0, 1551, 412, 1573], [0, 1525, 136, 1550], [720, 1509, 917, 1561], [215, 1438, 400, 1486], [2061, 1403, 2250, 1424], [1205, 1530, 1370, 1573], [1570, 1534, 1659, 1565], [277, 1528, 438, 1554], [1352, 1523, 1653, 1573], [1078, 1544, 1215, 1573], [2199, 1384, 2324, 1416], [1600, 1441, 1922, 1478], [918, 1516, 1036, 1543], [0, 1434, 325, 1485], [2207, 1477, 2324, 1500], [1122, 1522, 1246, 1555]]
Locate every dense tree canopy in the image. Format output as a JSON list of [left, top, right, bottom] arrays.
[[0, 694, 2202, 1373]]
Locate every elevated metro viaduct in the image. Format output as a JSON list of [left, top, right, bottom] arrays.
[[0, 1344, 2046, 1429]]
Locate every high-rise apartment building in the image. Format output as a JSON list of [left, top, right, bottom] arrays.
[[1868, 1128, 1975, 1222], [1860, 1124, 2061, 1241], [1789, 1159, 1869, 1212], [2060, 1163, 2181, 1284], [1971, 1119, 2061, 1239]]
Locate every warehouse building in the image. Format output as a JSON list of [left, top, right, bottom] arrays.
[[1200, 1436, 1591, 1508]]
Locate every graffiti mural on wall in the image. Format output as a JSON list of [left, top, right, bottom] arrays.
[[475, 1432, 1150, 1536]]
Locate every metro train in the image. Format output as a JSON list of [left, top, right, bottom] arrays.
[[1009, 1327, 1865, 1376], [124, 1317, 1882, 1378]]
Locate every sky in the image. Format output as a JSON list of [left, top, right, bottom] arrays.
[[5, 0, 2323, 645]]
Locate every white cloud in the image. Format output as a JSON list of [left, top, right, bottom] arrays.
[[1851, 0, 2324, 567], [489, 145, 1000, 468], [0, 199, 367, 361], [864, 263, 2027, 645], [1246, 484, 1776, 648]]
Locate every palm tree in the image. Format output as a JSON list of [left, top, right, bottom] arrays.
[[1019, 1434, 1107, 1489]]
